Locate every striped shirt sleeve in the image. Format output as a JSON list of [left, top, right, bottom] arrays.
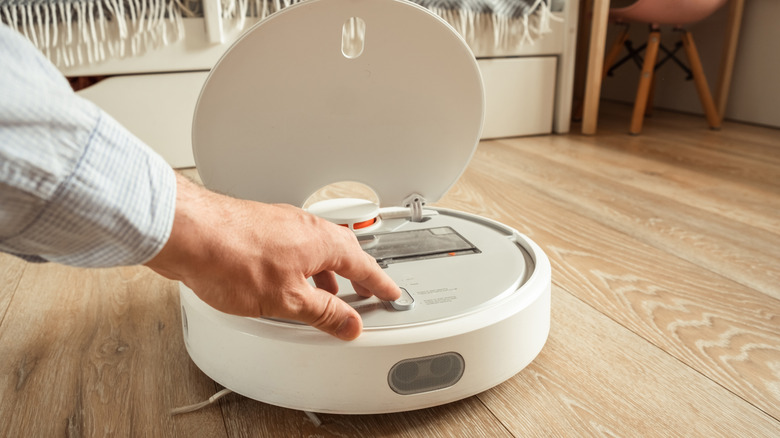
[[0, 23, 176, 267]]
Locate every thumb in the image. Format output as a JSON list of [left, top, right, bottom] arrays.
[[297, 286, 364, 340]]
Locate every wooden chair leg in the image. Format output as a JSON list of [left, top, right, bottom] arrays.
[[630, 30, 660, 135], [645, 72, 656, 117], [602, 25, 631, 79], [572, 24, 631, 121], [681, 30, 722, 129]]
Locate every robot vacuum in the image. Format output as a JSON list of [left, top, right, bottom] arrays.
[[180, 0, 551, 414]]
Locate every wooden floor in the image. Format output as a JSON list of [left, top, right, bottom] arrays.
[[1, 102, 778, 436]]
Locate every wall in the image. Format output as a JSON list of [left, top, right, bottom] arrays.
[[599, 0, 780, 128]]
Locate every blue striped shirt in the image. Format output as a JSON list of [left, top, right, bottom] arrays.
[[0, 23, 176, 267]]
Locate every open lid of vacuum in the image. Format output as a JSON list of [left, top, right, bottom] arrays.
[[192, 0, 484, 208]]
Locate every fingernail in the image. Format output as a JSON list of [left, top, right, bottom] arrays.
[[335, 316, 361, 341]]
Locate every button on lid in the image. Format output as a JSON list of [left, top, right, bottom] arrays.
[[192, 0, 484, 207]]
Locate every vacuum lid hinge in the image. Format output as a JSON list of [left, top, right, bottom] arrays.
[[402, 194, 427, 222]]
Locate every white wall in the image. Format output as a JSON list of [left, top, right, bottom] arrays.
[[599, 0, 780, 128]]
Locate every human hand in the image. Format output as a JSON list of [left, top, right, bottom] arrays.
[[145, 173, 401, 340]]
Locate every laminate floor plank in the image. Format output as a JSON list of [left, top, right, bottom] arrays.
[[435, 146, 780, 420], [0, 253, 26, 326], [476, 288, 779, 437], [217, 393, 512, 437], [0, 263, 227, 437], [480, 138, 779, 300], [598, 101, 780, 169], [574, 130, 780, 193], [587, 132, 780, 191], [501, 133, 780, 236]]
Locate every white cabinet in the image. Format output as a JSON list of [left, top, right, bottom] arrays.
[[478, 57, 557, 139]]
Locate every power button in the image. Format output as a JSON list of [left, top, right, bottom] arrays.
[[391, 287, 415, 311]]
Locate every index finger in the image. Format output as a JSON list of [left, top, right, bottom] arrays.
[[324, 228, 401, 301]]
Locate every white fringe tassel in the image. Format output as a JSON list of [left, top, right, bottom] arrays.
[[230, 0, 556, 52], [1, 0, 560, 68], [427, 0, 559, 52], [1, 0, 184, 68]]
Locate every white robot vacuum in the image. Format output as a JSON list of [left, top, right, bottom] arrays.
[[180, 0, 551, 414]]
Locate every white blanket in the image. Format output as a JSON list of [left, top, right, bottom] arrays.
[[0, 0, 561, 67]]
